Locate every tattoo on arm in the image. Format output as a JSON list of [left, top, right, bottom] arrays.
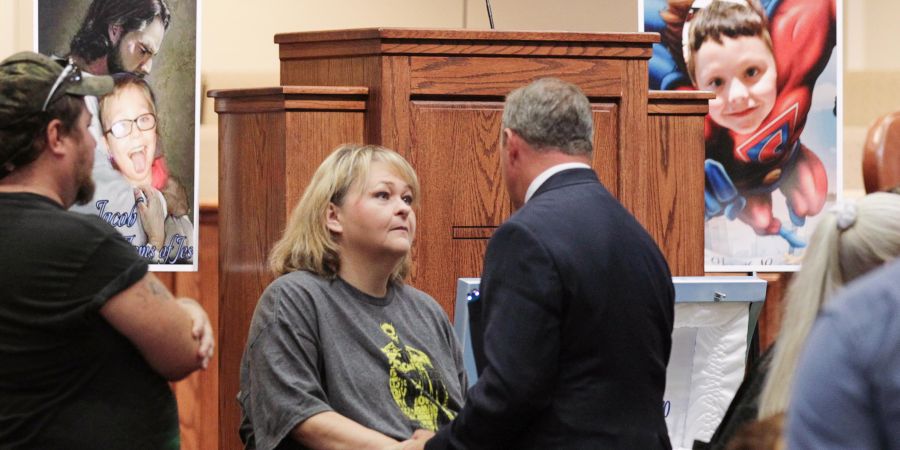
[[147, 276, 174, 300]]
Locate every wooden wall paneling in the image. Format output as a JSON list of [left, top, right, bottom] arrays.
[[409, 56, 626, 97], [591, 104, 620, 198], [408, 101, 508, 316], [616, 59, 652, 237], [275, 29, 657, 59], [280, 56, 381, 88], [279, 57, 383, 147], [379, 56, 412, 152], [217, 110, 287, 450], [278, 55, 410, 152], [756, 272, 792, 353], [284, 111, 367, 209], [168, 206, 220, 450], [646, 114, 705, 276], [645, 91, 714, 276]]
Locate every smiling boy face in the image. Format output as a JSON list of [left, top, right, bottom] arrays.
[[694, 34, 777, 135]]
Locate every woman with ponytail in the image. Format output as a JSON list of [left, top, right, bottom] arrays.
[[758, 192, 900, 418]]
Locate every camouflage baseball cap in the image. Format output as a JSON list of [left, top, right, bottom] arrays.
[[0, 51, 113, 121]]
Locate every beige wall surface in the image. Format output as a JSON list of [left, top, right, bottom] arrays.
[[2, 0, 896, 201]]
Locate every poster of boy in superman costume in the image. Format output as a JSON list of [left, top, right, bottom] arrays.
[[642, 0, 840, 270]]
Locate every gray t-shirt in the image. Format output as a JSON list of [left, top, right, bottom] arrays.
[[238, 271, 467, 450]]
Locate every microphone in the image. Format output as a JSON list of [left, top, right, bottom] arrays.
[[486, 0, 495, 29]]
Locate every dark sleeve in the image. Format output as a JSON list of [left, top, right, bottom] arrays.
[[68, 232, 148, 317], [243, 284, 333, 450], [429, 222, 561, 449]]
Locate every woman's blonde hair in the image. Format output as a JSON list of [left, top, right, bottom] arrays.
[[758, 192, 900, 417], [268, 144, 420, 283]]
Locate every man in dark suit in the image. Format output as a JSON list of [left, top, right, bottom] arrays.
[[401, 78, 674, 449]]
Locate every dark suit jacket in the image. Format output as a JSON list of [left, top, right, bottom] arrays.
[[428, 168, 674, 449]]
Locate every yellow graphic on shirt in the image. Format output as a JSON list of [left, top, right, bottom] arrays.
[[380, 323, 456, 431]]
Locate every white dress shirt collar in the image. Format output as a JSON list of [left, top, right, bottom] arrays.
[[523, 162, 591, 204]]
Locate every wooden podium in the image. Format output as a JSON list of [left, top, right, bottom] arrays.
[[210, 28, 711, 450]]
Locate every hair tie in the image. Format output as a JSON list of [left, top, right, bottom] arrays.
[[830, 201, 858, 231]]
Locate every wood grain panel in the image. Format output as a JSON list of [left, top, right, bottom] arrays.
[[280, 56, 381, 88], [646, 115, 705, 276], [409, 56, 625, 97], [213, 97, 366, 113], [616, 59, 651, 234], [756, 272, 792, 353], [451, 226, 497, 239], [380, 40, 653, 58], [279, 38, 655, 60], [644, 92, 710, 276], [167, 206, 219, 450], [407, 102, 508, 317], [276, 29, 656, 60], [592, 105, 619, 198], [275, 28, 661, 44], [647, 90, 715, 115], [218, 111, 287, 450], [377, 56, 412, 151], [284, 111, 367, 212], [279, 39, 384, 60], [210, 86, 370, 97], [209, 87, 369, 114]]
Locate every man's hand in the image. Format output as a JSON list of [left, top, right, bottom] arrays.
[[175, 298, 214, 369]]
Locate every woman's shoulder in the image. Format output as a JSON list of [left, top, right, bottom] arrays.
[[260, 271, 334, 309], [252, 271, 337, 330], [395, 283, 447, 318], [272, 269, 326, 285]]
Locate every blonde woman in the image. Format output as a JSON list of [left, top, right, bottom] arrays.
[[238, 145, 466, 450], [758, 192, 900, 418]]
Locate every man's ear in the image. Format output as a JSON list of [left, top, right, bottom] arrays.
[[44, 119, 68, 157], [108, 24, 123, 45], [325, 203, 343, 235], [503, 128, 522, 163]]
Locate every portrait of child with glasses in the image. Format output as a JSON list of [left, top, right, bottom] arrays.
[[99, 73, 194, 263]]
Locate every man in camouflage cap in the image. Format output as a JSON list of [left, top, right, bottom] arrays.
[[0, 51, 111, 202], [0, 51, 213, 448]]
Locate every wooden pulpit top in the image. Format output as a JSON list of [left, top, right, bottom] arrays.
[[274, 28, 660, 59], [275, 28, 660, 44]]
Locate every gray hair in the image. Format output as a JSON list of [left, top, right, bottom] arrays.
[[501, 78, 594, 156]]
